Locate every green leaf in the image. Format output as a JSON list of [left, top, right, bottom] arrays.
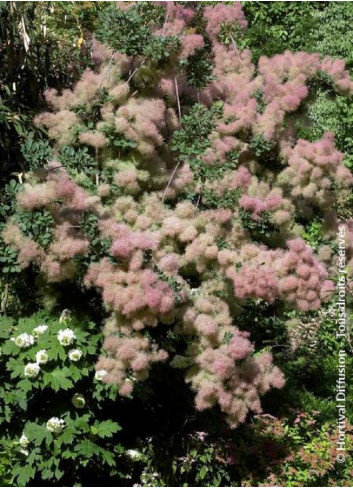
[[199, 466, 208, 480], [26, 422, 52, 446], [57, 426, 76, 445], [43, 368, 74, 392], [41, 467, 54, 480], [92, 420, 121, 438], [16, 464, 35, 486], [75, 440, 100, 457], [100, 448, 115, 466]]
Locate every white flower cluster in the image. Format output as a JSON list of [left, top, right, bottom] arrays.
[[35, 349, 49, 364], [95, 369, 107, 381], [19, 433, 29, 448], [19, 433, 29, 455], [46, 417, 65, 434], [13, 324, 49, 348], [126, 449, 144, 461], [33, 324, 48, 336], [140, 470, 160, 487], [24, 362, 40, 378], [23, 348, 49, 378], [57, 328, 76, 346], [68, 349, 82, 362], [18, 325, 80, 381], [14, 333, 35, 348]]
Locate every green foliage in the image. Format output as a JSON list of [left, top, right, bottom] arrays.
[[239, 208, 276, 239], [0, 311, 126, 486], [0, 246, 21, 276], [172, 103, 222, 163], [0, 179, 21, 222], [77, 211, 111, 268], [14, 209, 54, 248], [97, 6, 150, 56], [171, 101, 229, 186], [143, 36, 181, 65], [139, 435, 233, 487], [281, 309, 353, 424], [20, 133, 52, 171], [240, 412, 353, 487], [97, 3, 179, 65], [301, 218, 324, 250], [298, 90, 353, 170], [0, 180, 23, 281], [59, 145, 97, 174], [240, 1, 322, 61], [0, 1, 104, 179], [102, 124, 138, 153], [249, 134, 274, 158], [179, 48, 214, 90], [171, 102, 244, 209], [135, 2, 165, 26], [309, 3, 353, 70], [219, 20, 246, 47], [202, 188, 241, 210]]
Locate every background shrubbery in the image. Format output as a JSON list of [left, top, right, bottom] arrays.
[[0, 2, 352, 487]]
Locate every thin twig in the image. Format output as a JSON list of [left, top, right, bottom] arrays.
[[196, 192, 202, 208], [196, 179, 202, 208], [56, 225, 81, 229], [230, 35, 237, 52], [103, 59, 146, 106], [162, 12, 169, 36], [99, 50, 116, 89], [162, 161, 181, 203], [174, 77, 181, 122], [47, 165, 65, 172]]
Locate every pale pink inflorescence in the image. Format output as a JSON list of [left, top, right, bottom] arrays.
[[277, 132, 353, 212], [204, 3, 247, 40]]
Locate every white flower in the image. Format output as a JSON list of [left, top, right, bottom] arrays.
[[24, 362, 40, 378], [15, 333, 35, 348], [57, 328, 76, 346], [95, 369, 107, 381], [71, 393, 85, 409], [126, 449, 143, 461], [19, 433, 29, 448], [68, 349, 82, 362], [20, 448, 29, 456], [33, 324, 48, 336], [35, 349, 49, 364], [46, 417, 65, 434]]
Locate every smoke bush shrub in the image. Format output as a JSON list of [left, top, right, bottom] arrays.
[[3, 2, 353, 429]]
